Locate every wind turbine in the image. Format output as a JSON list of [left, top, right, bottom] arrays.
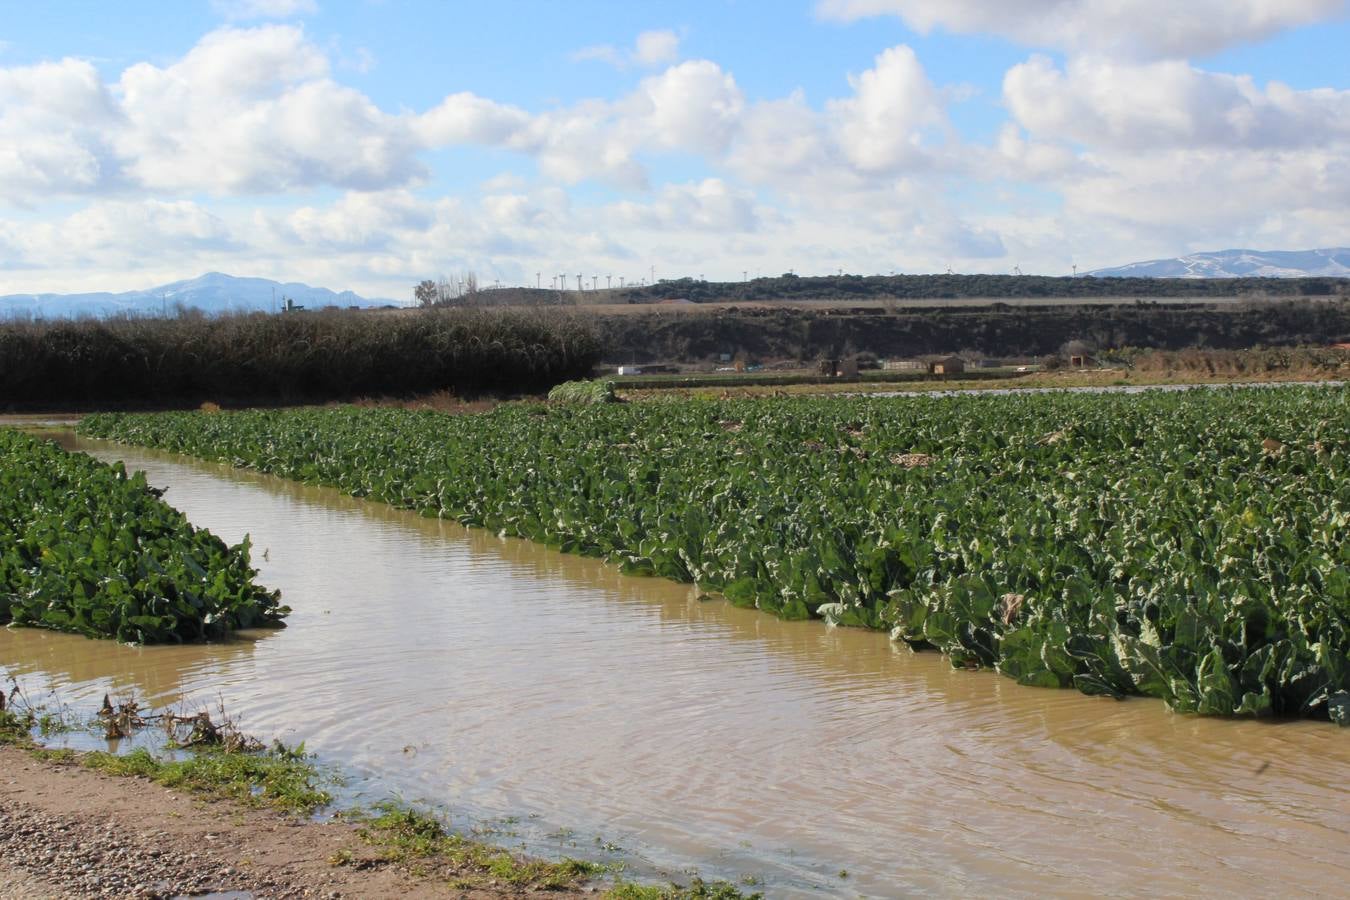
[[536, 272, 541, 289], [1013, 265, 1023, 277], [576, 274, 584, 291], [606, 275, 612, 290]]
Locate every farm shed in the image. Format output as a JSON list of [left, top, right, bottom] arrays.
[[928, 356, 965, 375]]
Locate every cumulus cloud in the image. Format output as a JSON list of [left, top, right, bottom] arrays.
[[115, 26, 424, 193], [502, 60, 745, 188], [609, 179, 762, 232], [572, 29, 681, 69], [817, 0, 1348, 59], [828, 45, 947, 172], [0, 25, 428, 201], [1004, 55, 1350, 150], [992, 53, 1350, 258], [728, 45, 953, 196], [0, 58, 122, 200]]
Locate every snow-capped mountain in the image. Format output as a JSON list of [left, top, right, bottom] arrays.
[[0, 273, 403, 318], [1089, 248, 1350, 279]]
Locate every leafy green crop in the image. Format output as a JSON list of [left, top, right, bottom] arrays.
[[0, 428, 287, 643], [547, 379, 618, 404], [80, 387, 1349, 721]]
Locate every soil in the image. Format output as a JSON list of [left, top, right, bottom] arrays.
[[0, 747, 583, 899]]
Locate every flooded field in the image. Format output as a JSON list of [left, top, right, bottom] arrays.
[[3, 435, 1348, 896]]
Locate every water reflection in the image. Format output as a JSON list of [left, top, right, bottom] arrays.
[[0, 434, 1345, 897]]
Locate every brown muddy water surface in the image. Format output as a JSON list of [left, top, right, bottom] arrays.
[[3, 436, 1348, 897]]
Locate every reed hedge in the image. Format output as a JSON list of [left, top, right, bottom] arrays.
[[0, 308, 601, 408]]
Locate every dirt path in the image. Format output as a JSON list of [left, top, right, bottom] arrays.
[[0, 747, 579, 899]]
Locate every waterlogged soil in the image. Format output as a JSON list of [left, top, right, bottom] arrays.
[[4, 434, 1350, 896]]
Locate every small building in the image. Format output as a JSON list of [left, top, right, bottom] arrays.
[[617, 365, 643, 376], [818, 358, 861, 378], [928, 356, 965, 375], [1069, 354, 1096, 368], [883, 359, 925, 371]]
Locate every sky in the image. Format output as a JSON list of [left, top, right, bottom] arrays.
[[2, 0, 1349, 300]]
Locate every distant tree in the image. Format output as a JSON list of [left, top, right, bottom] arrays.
[[414, 280, 438, 307]]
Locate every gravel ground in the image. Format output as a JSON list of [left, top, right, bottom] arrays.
[[0, 746, 570, 899], [0, 801, 297, 898]]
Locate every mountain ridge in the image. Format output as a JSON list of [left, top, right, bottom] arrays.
[[1089, 248, 1350, 279], [0, 272, 402, 318]]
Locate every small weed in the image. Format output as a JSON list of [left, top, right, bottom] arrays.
[[605, 877, 762, 899], [80, 745, 332, 814], [0, 709, 34, 747], [355, 801, 605, 890]]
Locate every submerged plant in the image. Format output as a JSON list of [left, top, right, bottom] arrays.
[[80, 386, 1350, 722], [0, 428, 286, 643]]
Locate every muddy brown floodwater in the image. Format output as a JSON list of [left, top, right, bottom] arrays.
[[3, 435, 1348, 897]]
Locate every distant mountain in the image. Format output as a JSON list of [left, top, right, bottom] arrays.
[[0, 273, 403, 319], [1089, 248, 1350, 279]]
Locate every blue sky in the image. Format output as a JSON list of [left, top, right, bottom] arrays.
[[2, 0, 1348, 298]]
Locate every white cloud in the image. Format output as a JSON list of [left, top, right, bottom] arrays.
[[609, 179, 763, 232], [0, 58, 121, 200], [817, 0, 1349, 59], [828, 45, 947, 172], [634, 30, 681, 66], [114, 26, 422, 193], [212, 0, 318, 20], [283, 190, 434, 251], [991, 53, 1350, 261], [413, 92, 532, 145], [1004, 55, 1350, 151], [572, 29, 681, 70], [0, 26, 426, 201]]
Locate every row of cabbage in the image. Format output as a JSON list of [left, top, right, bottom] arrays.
[[81, 386, 1349, 722], [0, 428, 287, 643]]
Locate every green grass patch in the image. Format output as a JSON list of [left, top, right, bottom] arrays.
[[0, 709, 35, 746], [606, 878, 762, 899], [76, 746, 332, 814], [353, 802, 604, 890]]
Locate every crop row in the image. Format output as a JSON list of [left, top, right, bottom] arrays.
[[81, 387, 1349, 722], [0, 428, 286, 642]]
